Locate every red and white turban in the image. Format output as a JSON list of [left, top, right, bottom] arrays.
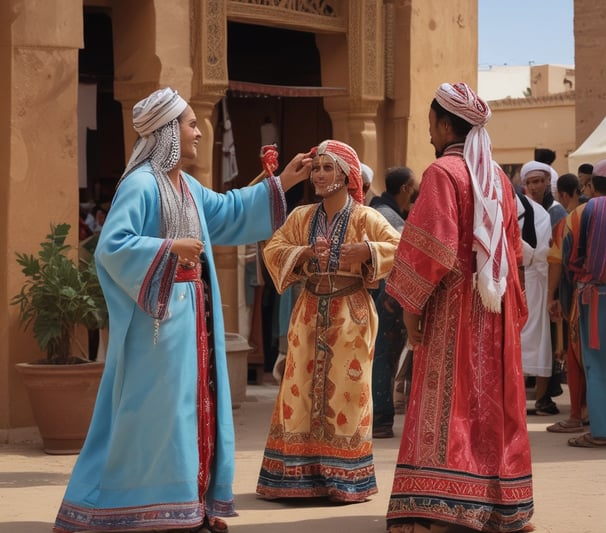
[[436, 82, 507, 313], [435, 82, 491, 126], [316, 140, 364, 204]]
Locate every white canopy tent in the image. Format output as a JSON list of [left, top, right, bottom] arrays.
[[568, 116, 606, 172]]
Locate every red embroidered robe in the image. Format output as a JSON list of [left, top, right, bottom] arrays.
[[385, 144, 533, 532]]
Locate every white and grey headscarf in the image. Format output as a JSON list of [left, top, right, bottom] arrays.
[[120, 87, 200, 240], [122, 87, 188, 178]]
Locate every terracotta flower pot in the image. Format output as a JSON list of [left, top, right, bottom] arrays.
[[15, 361, 104, 454]]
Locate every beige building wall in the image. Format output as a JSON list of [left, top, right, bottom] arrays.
[[488, 93, 576, 176], [1, 1, 84, 435], [530, 65, 575, 98], [380, 0, 478, 185]]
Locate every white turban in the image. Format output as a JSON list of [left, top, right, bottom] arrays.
[[520, 161, 553, 185], [132, 87, 188, 137], [360, 163, 374, 185], [123, 88, 188, 177], [435, 82, 507, 313]]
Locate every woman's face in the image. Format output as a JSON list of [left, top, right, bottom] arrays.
[[179, 106, 201, 160], [310, 154, 346, 198]]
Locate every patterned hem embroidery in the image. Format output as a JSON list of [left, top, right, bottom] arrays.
[[54, 500, 203, 532], [388, 465, 533, 532], [257, 484, 378, 502], [387, 494, 533, 533], [205, 498, 238, 518], [257, 451, 377, 502]]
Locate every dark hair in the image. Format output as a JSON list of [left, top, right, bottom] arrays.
[[430, 99, 473, 138], [592, 175, 606, 193], [557, 173, 580, 197], [385, 167, 414, 195], [578, 163, 594, 175], [534, 148, 556, 165]]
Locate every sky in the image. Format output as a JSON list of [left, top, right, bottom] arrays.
[[478, 0, 574, 68]]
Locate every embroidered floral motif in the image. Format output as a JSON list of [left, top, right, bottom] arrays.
[[347, 358, 363, 381]]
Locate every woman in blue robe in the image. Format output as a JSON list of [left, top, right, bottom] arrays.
[[54, 88, 311, 533]]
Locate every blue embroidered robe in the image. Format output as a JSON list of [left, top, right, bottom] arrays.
[[55, 163, 285, 532]]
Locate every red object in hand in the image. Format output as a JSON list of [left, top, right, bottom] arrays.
[[260, 144, 279, 176]]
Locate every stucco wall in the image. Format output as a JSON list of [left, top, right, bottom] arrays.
[[383, 0, 477, 183], [488, 95, 575, 175], [1, 0, 83, 432]]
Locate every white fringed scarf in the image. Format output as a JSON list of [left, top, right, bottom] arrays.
[[435, 83, 507, 312]]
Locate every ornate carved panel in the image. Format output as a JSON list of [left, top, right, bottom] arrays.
[[192, 0, 229, 94], [348, 0, 383, 101], [231, 0, 337, 16], [363, 0, 379, 96], [384, 2, 394, 99], [227, 0, 346, 33]]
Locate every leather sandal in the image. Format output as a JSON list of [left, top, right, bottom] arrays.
[[200, 516, 229, 533], [546, 419, 585, 433], [568, 432, 606, 448]]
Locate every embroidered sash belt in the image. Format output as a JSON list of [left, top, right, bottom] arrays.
[[305, 274, 363, 297]]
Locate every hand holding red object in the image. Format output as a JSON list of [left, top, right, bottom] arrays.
[[260, 144, 279, 176]]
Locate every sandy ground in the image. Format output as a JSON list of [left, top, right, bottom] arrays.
[[1, 382, 604, 533]]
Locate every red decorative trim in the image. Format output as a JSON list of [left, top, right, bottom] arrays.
[[228, 80, 347, 98]]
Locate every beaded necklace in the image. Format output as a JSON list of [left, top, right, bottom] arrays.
[[308, 195, 353, 272]]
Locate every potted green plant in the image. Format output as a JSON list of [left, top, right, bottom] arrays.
[[12, 223, 107, 454]]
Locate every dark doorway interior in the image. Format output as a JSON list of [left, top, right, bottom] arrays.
[[79, 7, 124, 360], [219, 22, 332, 209], [79, 8, 124, 208], [223, 22, 334, 377], [227, 22, 322, 86]]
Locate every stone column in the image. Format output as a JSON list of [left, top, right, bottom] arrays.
[[190, 0, 240, 333], [188, 96, 221, 189], [574, 0, 606, 144], [112, 0, 193, 164], [385, 0, 477, 175], [316, 1, 383, 185], [1, 0, 83, 432]]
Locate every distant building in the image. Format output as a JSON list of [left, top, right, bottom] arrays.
[[479, 65, 576, 179]]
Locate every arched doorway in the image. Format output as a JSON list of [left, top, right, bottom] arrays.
[[217, 22, 336, 376]]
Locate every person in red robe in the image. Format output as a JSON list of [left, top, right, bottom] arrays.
[[385, 83, 533, 533]]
